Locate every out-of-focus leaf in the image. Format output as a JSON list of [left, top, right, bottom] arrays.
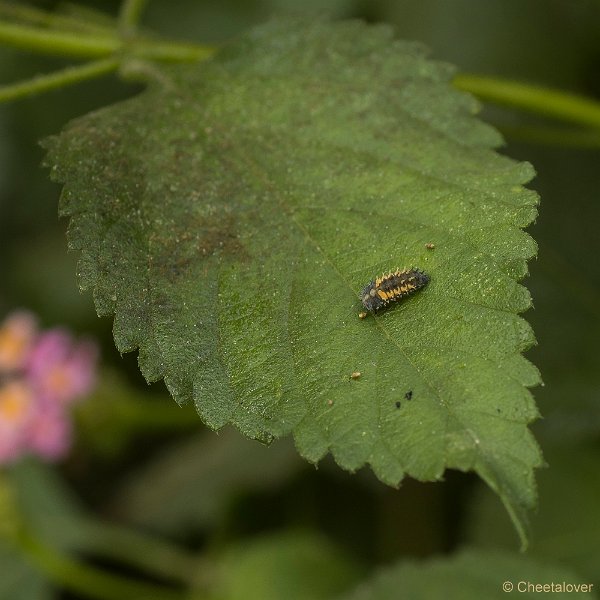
[[0, 540, 54, 600], [9, 459, 85, 550], [213, 531, 361, 600], [339, 548, 598, 600], [0, 470, 55, 600]]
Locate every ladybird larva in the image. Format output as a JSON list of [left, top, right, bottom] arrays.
[[360, 268, 429, 312]]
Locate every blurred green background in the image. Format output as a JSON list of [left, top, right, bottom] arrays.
[[1, 0, 599, 598]]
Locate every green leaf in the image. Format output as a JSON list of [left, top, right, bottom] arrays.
[[43, 19, 541, 545], [0, 541, 54, 600], [0, 469, 56, 600], [213, 531, 361, 600], [339, 548, 598, 600], [9, 459, 86, 551]]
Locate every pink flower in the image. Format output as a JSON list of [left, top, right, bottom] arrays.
[[0, 380, 35, 463], [0, 311, 37, 372], [27, 329, 98, 407], [26, 404, 73, 461], [0, 311, 99, 465]]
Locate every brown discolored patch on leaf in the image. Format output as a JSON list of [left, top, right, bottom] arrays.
[[151, 211, 249, 283]]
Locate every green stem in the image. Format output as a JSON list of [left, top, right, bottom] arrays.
[[454, 73, 600, 130], [80, 519, 204, 586], [0, 1, 113, 34], [0, 20, 119, 57], [118, 0, 150, 32], [3, 11, 600, 135], [17, 528, 187, 600], [129, 39, 215, 62], [0, 20, 214, 61], [0, 58, 119, 103]]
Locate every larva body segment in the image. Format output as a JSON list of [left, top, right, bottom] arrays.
[[360, 268, 429, 313]]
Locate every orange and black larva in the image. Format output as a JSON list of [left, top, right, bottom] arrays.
[[360, 268, 429, 312]]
